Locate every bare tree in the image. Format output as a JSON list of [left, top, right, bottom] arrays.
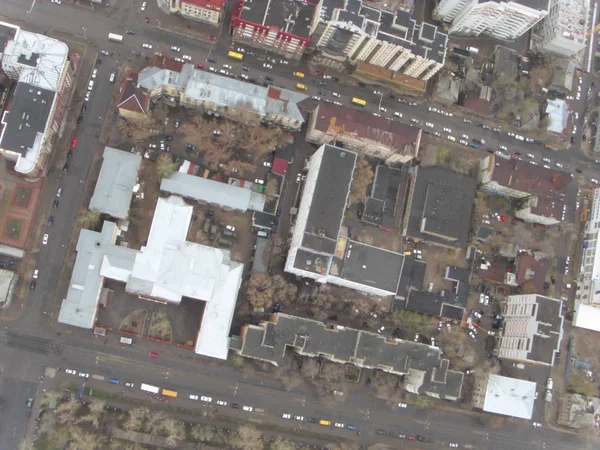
[[301, 358, 320, 379], [76, 398, 105, 428], [270, 439, 297, 450], [155, 154, 177, 179], [144, 411, 167, 435], [55, 395, 81, 424], [122, 407, 149, 432], [231, 425, 264, 450], [68, 425, 105, 450], [190, 424, 217, 442], [348, 153, 373, 205], [245, 274, 297, 309], [77, 209, 101, 230], [161, 418, 186, 447]]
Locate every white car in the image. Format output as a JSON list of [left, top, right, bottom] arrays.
[[208, 67, 216, 72], [200, 396, 212, 402], [398, 403, 408, 408], [296, 174, 302, 183], [84, 91, 91, 102], [223, 64, 232, 70], [42, 234, 49, 245], [242, 405, 253, 412], [237, 48, 245, 53], [373, 90, 382, 96], [294, 415, 304, 421], [255, 179, 265, 185], [282, 413, 291, 419], [526, 153, 535, 159], [461, 134, 469, 139], [170, 46, 180, 52], [142, 43, 152, 49], [394, 112, 403, 118], [479, 293, 485, 304], [240, 74, 249, 80], [65, 369, 76, 375], [182, 55, 192, 61], [443, 127, 452, 133], [459, 139, 468, 146], [425, 122, 433, 127], [226, 225, 235, 232], [449, 444, 459, 448], [263, 63, 273, 69], [379, 107, 387, 113], [279, 60, 289, 65], [533, 422, 542, 428], [334, 422, 344, 428], [447, 136, 456, 142], [33, 269, 39, 279], [189, 395, 199, 400], [78, 372, 89, 378], [91, 68, 97, 79], [216, 400, 227, 406], [263, 161, 272, 167], [140, 1, 146, 10], [125, 382, 135, 388], [332, 92, 340, 98]]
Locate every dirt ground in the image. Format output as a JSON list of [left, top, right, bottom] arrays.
[[97, 279, 203, 346]]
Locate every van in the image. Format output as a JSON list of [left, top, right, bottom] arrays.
[[257, 230, 270, 238], [466, 46, 479, 54], [120, 337, 133, 345], [296, 83, 307, 91], [319, 419, 331, 426], [109, 72, 116, 83], [293, 72, 305, 78]]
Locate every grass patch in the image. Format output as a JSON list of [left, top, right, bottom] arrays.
[[5, 218, 22, 240]]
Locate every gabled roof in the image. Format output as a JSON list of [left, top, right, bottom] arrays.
[[117, 70, 150, 114]]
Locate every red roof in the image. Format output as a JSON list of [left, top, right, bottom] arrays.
[[272, 157, 289, 176], [312, 103, 421, 158], [151, 55, 184, 73], [182, 0, 226, 11]]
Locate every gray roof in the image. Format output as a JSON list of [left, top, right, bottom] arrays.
[[444, 265, 470, 307], [160, 172, 266, 212], [237, 313, 463, 399], [301, 145, 356, 254], [0, 83, 54, 156], [138, 65, 307, 125], [89, 147, 142, 219], [340, 241, 405, 293], [252, 237, 269, 273], [58, 222, 137, 329], [405, 290, 445, 316], [238, 0, 315, 38], [396, 257, 426, 298], [252, 211, 276, 230], [363, 165, 408, 229], [406, 166, 476, 248]]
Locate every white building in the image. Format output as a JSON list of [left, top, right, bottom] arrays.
[[0, 21, 71, 175], [434, 0, 548, 41], [311, 0, 448, 81], [572, 303, 600, 332], [496, 294, 564, 366], [576, 189, 600, 305], [535, 0, 589, 57], [58, 196, 244, 360], [472, 374, 537, 420]]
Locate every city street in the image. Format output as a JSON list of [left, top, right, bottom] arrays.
[[1, 0, 600, 449]]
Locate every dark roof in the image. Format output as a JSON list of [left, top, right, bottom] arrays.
[[237, 0, 316, 38], [515, 253, 548, 291], [405, 290, 444, 316], [274, 144, 295, 162], [252, 211, 276, 230], [481, 258, 513, 284], [444, 266, 470, 307], [529, 295, 563, 364], [293, 248, 330, 275], [301, 145, 356, 254], [117, 70, 149, 114], [363, 165, 409, 229], [238, 313, 462, 400], [494, 46, 519, 80], [396, 257, 426, 298], [251, 237, 269, 273], [311, 103, 421, 157], [0, 22, 18, 52], [406, 167, 476, 248], [441, 304, 465, 321], [0, 83, 55, 156], [339, 241, 405, 293]]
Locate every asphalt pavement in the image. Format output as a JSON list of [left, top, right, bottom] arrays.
[[1, 0, 600, 449]]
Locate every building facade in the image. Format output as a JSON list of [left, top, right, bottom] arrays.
[[434, 0, 548, 41], [0, 21, 72, 176], [576, 189, 600, 305], [169, 0, 226, 24], [311, 0, 448, 80], [534, 0, 589, 57], [230, 0, 316, 60], [495, 294, 564, 366]]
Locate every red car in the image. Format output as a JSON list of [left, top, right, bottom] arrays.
[[197, 63, 205, 70], [149, 351, 159, 358], [70, 137, 78, 148], [207, 35, 217, 42], [407, 436, 414, 440], [316, 70, 324, 76]]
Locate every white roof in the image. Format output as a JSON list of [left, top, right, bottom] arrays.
[[572, 303, 600, 332], [89, 147, 142, 219], [546, 99, 568, 134], [483, 374, 536, 420], [161, 172, 265, 212], [59, 196, 243, 359]]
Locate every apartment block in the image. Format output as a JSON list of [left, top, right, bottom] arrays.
[[576, 189, 600, 305], [534, 0, 589, 57], [169, 0, 227, 25], [311, 0, 448, 80], [434, 0, 548, 41]]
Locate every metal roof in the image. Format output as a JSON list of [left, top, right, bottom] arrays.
[[89, 147, 142, 219], [483, 374, 536, 420]]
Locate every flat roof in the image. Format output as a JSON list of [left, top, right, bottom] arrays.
[[251, 237, 269, 273], [89, 147, 142, 219], [340, 241, 404, 293], [483, 374, 536, 420], [573, 303, 600, 332], [161, 172, 265, 212], [363, 165, 408, 228], [237, 0, 316, 38], [407, 166, 476, 248], [301, 145, 356, 254], [405, 290, 444, 316], [0, 84, 54, 156], [396, 257, 426, 298]]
